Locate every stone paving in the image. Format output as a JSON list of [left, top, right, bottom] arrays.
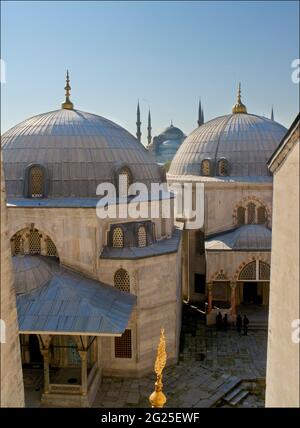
[[92, 307, 267, 408], [24, 306, 267, 408]]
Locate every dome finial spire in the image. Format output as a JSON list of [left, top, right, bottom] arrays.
[[232, 82, 247, 114], [61, 69, 74, 110]]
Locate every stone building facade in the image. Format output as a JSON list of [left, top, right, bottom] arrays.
[[266, 114, 299, 407], [167, 86, 287, 322], [1, 75, 182, 407], [0, 153, 25, 407]]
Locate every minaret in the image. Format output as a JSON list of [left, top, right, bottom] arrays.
[[61, 70, 74, 110], [201, 104, 204, 125], [147, 109, 152, 147], [0, 152, 25, 407], [136, 100, 142, 143], [232, 82, 247, 114], [271, 107, 274, 121], [197, 98, 203, 127]]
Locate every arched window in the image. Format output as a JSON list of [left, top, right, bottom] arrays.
[[257, 206, 267, 225], [239, 261, 256, 281], [114, 269, 130, 293], [217, 159, 229, 176], [112, 227, 124, 248], [11, 233, 23, 256], [247, 202, 256, 224], [45, 237, 58, 257], [29, 166, 44, 198], [259, 261, 270, 280], [29, 229, 41, 254], [118, 167, 133, 197], [201, 159, 211, 176], [137, 225, 147, 247], [237, 207, 246, 225]]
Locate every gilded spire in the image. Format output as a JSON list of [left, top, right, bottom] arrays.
[[147, 109, 152, 147], [232, 82, 247, 114], [136, 100, 142, 142], [149, 328, 167, 408], [61, 70, 74, 110]]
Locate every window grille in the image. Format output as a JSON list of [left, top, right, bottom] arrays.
[[247, 202, 256, 224], [29, 166, 43, 198], [46, 237, 58, 257], [259, 261, 270, 280], [114, 329, 132, 358], [137, 226, 147, 247], [257, 206, 267, 225], [112, 227, 124, 248], [118, 167, 132, 197], [237, 206, 246, 225], [12, 234, 23, 255], [218, 159, 228, 176], [201, 159, 210, 176], [239, 261, 256, 280], [114, 269, 130, 293], [29, 229, 41, 254]]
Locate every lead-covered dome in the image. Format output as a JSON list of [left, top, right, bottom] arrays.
[[2, 108, 161, 198], [169, 113, 287, 178]]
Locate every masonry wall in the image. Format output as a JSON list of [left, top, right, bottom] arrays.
[[0, 155, 25, 407], [266, 141, 300, 408]]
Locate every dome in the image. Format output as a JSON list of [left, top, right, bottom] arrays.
[[161, 139, 181, 148], [169, 113, 287, 178], [12, 255, 52, 295], [205, 225, 272, 251], [160, 124, 185, 139], [2, 108, 161, 198]]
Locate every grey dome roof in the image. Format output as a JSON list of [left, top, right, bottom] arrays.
[[161, 139, 181, 148], [205, 225, 272, 251], [2, 109, 161, 198], [13, 255, 52, 295], [169, 113, 287, 177], [160, 124, 185, 139]]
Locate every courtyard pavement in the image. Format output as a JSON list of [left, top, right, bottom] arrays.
[[92, 307, 267, 408], [24, 306, 267, 408]]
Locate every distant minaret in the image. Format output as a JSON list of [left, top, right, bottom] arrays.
[[136, 100, 142, 143], [147, 109, 152, 147], [271, 107, 274, 121], [197, 98, 204, 126]]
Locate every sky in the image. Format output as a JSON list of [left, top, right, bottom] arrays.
[[1, 1, 299, 143]]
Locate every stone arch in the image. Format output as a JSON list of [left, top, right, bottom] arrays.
[[209, 269, 230, 282], [232, 195, 271, 226], [10, 225, 59, 259], [233, 255, 270, 281]]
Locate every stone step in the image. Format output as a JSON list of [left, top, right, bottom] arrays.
[[230, 390, 249, 406], [224, 386, 243, 402]]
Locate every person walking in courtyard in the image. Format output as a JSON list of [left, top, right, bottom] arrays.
[[236, 314, 242, 335], [223, 314, 228, 331], [243, 315, 249, 336], [216, 312, 222, 330]]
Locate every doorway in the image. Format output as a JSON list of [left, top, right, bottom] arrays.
[[28, 335, 43, 365], [243, 282, 258, 304]]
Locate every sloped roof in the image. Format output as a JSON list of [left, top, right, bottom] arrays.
[[205, 225, 271, 251], [15, 256, 136, 336]]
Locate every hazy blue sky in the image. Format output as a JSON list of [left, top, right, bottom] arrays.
[[1, 1, 299, 142]]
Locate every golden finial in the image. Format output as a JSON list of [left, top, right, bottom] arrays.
[[61, 70, 74, 110], [232, 82, 247, 114], [149, 328, 167, 408]]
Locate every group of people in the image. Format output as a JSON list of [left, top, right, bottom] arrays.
[[216, 312, 249, 335]]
